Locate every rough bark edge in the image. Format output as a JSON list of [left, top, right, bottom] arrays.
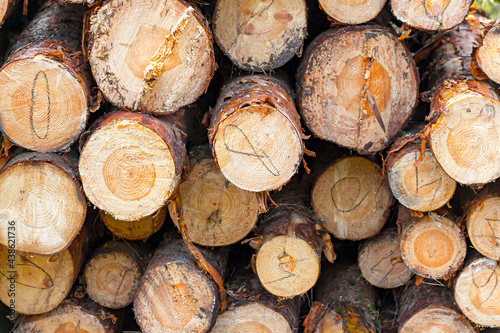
[[296, 24, 419, 155]]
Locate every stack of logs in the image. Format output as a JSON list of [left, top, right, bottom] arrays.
[[0, 0, 499, 332]]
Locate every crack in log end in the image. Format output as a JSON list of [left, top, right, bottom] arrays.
[[134, 7, 194, 110]]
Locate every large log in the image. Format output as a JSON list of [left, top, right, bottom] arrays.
[[297, 25, 419, 154], [304, 263, 379, 333], [79, 109, 190, 221], [212, 0, 307, 72], [251, 196, 331, 298], [209, 75, 304, 192], [463, 186, 500, 260], [0, 222, 90, 315], [398, 206, 466, 279], [168, 145, 261, 246], [13, 298, 122, 332], [84, 240, 149, 309], [134, 237, 227, 333], [318, 0, 387, 24], [358, 228, 414, 289], [0, 152, 86, 255], [426, 19, 500, 186], [211, 268, 301, 332], [398, 281, 475, 332], [454, 250, 500, 327], [87, 0, 215, 113], [100, 206, 167, 241], [311, 156, 393, 240], [386, 125, 457, 212], [390, 0, 472, 31], [0, 1, 94, 152]]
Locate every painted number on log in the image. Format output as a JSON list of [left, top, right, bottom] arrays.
[[30, 70, 51, 140], [223, 124, 280, 176], [0, 255, 54, 289], [413, 155, 442, 209], [331, 177, 368, 213]]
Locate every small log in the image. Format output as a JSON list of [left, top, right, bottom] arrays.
[[318, 0, 387, 24], [0, 152, 86, 255], [0, 1, 94, 152], [212, 269, 301, 332], [100, 207, 167, 241], [386, 126, 457, 212], [212, 0, 307, 71], [14, 298, 122, 332], [134, 237, 227, 333], [168, 145, 261, 246], [0, 0, 18, 26], [398, 281, 475, 332], [464, 187, 500, 260], [398, 206, 466, 279], [87, 0, 215, 113], [454, 250, 500, 327], [427, 20, 500, 186], [311, 156, 393, 240], [304, 263, 379, 333], [79, 110, 190, 221], [390, 0, 472, 31], [358, 229, 414, 289], [297, 25, 419, 154], [209, 75, 304, 192], [252, 196, 329, 298], [0, 222, 91, 315], [84, 240, 149, 309]]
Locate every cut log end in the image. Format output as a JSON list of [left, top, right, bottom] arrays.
[[79, 118, 178, 221], [390, 0, 473, 30], [401, 214, 466, 279], [430, 82, 500, 185], [14, 299, 121, 332], [477, 25, 500, 85], [212, 303, 293, 333], [388, 150, 456, 212], [454, 257, 500, 327], [0, 247, 75, 315], [213, 105, 302, 191], [84, 243, 143, 309], [256, 235, 320, 298], [0, 156, 86, 255], [135, 260, 218, 333], [312, 156, 393, 240], [466, 195, 500, 260], [169, 157, 260, 246], [213, 0, 307, 71], [358, 230, 413, 289], [400, 305, 475, 332], [0, 57, 88, 152], [100, 207, 167, 241], [89, 0, 215, 113], [319, 0, 386, 24], [298, 26, 418, 154]]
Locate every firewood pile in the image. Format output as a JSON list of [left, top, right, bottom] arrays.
[[0, 0, 499, 332]]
